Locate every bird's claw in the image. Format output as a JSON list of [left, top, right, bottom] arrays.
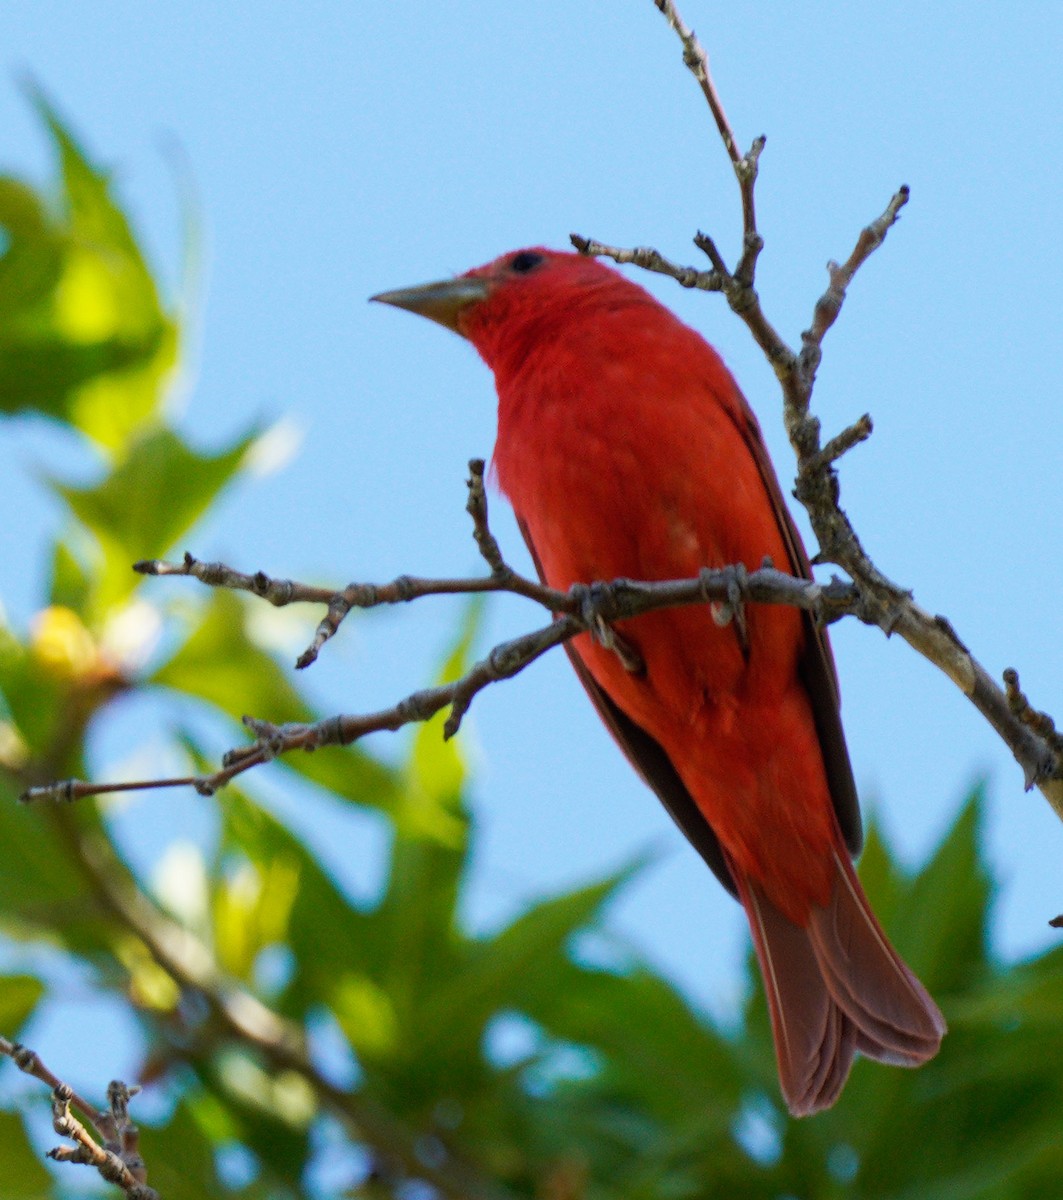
[[707, 564, 750, 657], [571, 582, 645, 674]]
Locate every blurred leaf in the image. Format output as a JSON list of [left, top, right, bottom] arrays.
[[136, 1099, 227, 1200], [0, 176, 62, 315], [0, 776, 89, 935], [218, 788, 380, 1020], [395, 598, 480, 843], [422, 861, 647, 1062], [214, 851, 301, 982], [30, 87, 159, 315], [199, 1051, 312, 1189], [154, 590, 309, 725], [46, 539, 91, 615], [529, 957, 743, 1121], [893, 785, 989, 992], [372, 608, 481, 1023], [53, 425, 259, 616], [0, 619, 66, 761], [0, 89, 177, 447], [0, 974, 45, 1035], [0, 1110, 52, 1197], [155, 591, 398, 812], [0, 332, 166, 425]]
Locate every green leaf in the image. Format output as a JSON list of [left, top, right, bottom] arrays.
[[154, 590, 310, 725], [46, 539, 92, 615], [155, 590, 398, 814], [30, 88, 159, 313], [527, 958, 743, 1119], [53, 426, 259, 615], [0, 974, 45, 1035], [371, 608, 482, 1018], [891, 784, 990, 993], [0, 1110, 52, 1197], [0, 778, 85, 925], [0, 332, 167, 424], [0, 89, 178, 448], [0, 176, 63, 317], [136, 1099, 226, 1200], [418, 860, 646, 1063], [0, 619, 65, 762], [218, 789, 379, 1018], [395, 597, 481, 843]]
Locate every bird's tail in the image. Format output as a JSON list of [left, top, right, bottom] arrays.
[[734, 849, 946, 1117]]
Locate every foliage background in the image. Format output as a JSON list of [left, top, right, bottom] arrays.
[[1, 4, 1062, 1197]]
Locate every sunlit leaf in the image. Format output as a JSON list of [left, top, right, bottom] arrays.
[[372, 608, 481, 1024], [0, 90, 177, 447]]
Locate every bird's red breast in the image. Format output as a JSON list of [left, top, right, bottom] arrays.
[[469, 251, 834, 922]]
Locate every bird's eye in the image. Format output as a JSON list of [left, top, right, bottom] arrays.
[[509, 251, 544, 275]]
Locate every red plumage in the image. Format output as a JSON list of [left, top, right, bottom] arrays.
[[373, 247, 945, 1116]]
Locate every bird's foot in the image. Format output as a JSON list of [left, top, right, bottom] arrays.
[[570, 581, 645, 674]]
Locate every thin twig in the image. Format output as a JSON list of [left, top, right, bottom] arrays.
[[1, 1038, 156, 1197], [1, 1036, 110, 1140], [568, 236, 723, 292], [798, 185, 911, 387]]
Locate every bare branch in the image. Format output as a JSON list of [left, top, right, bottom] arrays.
[[651, 0, 764, 252], [136, 461, 570, 672], [799, 185, 911, 386], [1, 1036, 110, 1140], [569, 236, 723, 292], [1004, 669, 1063, 761], [466, 457, 507, 573], [807, 413, 874, 473], [25, 563, 863, 805], [653, 0, 741, 164], [1, 1038, 157, 1197]]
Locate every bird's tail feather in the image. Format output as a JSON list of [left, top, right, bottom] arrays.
[[735, 851, 945, 1117]]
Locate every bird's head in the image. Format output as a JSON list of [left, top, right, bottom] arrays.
[[371, 247, 638, 370]]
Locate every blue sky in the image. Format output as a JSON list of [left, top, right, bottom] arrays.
[[2, 1, 1062, 1061]]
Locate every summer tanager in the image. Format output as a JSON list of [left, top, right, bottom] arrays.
[[372, 248, 945, 1115]]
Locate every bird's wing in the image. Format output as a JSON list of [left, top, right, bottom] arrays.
[[517, 516, 739, 896], [723, 392, 863, 855]]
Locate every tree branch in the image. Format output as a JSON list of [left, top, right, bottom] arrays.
[[565, 0, 1063, 822], [0, 1038, 157, 1198], [23, 557, 863, 804]]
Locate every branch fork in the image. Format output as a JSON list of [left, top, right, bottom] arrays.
[[1, 1038, 157, 1197]]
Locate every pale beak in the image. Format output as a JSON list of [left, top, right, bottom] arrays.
[[369, 276, 491, 336]]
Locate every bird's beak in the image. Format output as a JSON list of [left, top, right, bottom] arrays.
[[369, 276, 491, 337]]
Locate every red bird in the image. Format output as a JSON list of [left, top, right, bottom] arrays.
[[373, 248, 945, 1115]]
